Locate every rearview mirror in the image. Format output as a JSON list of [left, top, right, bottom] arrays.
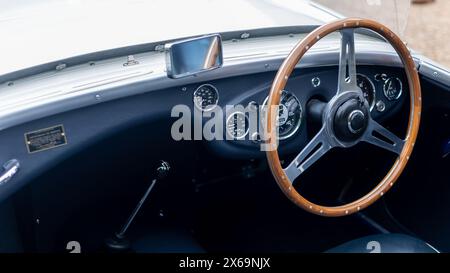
[[165, 34, 223, 79]]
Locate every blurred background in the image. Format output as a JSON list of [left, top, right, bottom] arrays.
[[0, 0, 448, 70], [315, 0, 449, 69], [405, 0, 450, 68]]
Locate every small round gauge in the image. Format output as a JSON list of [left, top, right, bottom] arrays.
[[226, 111, 249, 139], [262, 90, 302, 140], [356, 74, 376, 111], [383, 77, 403, 100], [193, 84, 219, 111]]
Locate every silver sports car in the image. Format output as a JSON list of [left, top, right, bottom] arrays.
[[0, 0, 448, 255]]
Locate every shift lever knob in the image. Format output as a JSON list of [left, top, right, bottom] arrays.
[[156, 160, 170, 179]]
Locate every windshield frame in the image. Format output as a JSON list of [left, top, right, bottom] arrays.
[[0, 25, 325, 84]]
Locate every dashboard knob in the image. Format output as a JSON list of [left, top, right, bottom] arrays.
[[250, 132, 261, 144], [311, 77, 321, 87], [376, 100, 386, 112]]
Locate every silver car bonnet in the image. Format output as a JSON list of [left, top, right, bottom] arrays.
[[0, 0, 338, 77]]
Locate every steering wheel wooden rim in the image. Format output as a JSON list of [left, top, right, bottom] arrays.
[[265, 18, 421, 217]]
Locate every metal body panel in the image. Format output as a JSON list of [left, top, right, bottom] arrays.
[[0, 33, 412, 131]]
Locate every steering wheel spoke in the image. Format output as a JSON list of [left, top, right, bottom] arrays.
[[363, 119, 405, 155], [284, 127, 332, 183], [337, 29, 358, 94]]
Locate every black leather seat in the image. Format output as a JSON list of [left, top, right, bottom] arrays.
[[131, 226, 437, 253], [132, 226, 205, 253], [326, 233, 439, 253]]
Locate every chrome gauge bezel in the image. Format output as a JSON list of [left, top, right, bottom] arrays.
[[193, 83, 219, 111], [226, 111, 249, 140], [383, 77, 403, 101], [356, 73, 376, 112], [262, 90, 303, 141]]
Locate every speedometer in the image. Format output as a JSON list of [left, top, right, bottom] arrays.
[[262, 90, 302, 140]]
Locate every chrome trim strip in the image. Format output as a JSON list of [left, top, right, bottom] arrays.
[[0, 159, 20, 186], [418, 57, 450, 86], [0, 34, 426, 132]]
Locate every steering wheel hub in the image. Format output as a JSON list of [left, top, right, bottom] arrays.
[[333, 98, 369, 142]]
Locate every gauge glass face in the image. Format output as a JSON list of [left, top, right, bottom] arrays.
[[383, 77, 403, 100], [226, 112, 249, 139], [193, 84, 219, 111], [356, 74, 376, 111], [263, 91, 302, 140]]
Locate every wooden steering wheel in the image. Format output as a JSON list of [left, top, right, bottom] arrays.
[[265, 18, 421, 217]]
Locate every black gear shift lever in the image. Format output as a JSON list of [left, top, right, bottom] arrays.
[[105, 160, 170, 252]]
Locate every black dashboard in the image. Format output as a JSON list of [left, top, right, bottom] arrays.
[[0, 65, 408, 203], [197, 65, 407, 158]]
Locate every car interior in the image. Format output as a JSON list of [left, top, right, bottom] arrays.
[[0, 1, 449, 254]]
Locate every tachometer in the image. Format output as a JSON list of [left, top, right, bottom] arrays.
[[356, 74, 376, 111], [262, 90, 302, 140], [193, 84, 219, 111]]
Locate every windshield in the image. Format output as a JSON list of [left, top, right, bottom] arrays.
[[0, 0, 410, 77], [314, 0, 411, 37]]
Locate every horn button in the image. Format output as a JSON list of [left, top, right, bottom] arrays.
[[333, 98, 369, 142]]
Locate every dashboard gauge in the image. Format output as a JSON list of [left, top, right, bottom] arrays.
[[263, 90, 302, 140], [193, 84, 219, 111], [356, 74, 376, 111], [383, 77, 403, 100], [226, 111, 249, 139]]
